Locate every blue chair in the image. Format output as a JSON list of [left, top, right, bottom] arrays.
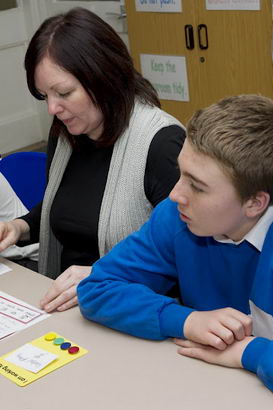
[[0, 152, 47, 210]]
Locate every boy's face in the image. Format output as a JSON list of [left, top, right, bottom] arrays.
[[169, 139, 253, 241]]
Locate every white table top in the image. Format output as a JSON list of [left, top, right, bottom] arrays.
[[0, 258, 272, 409]]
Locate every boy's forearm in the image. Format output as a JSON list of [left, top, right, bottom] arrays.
[[241, 337, 273, 392], [78, 272, 191, 340], [159, 302, 194, 338], [241, 337, 272, 372]]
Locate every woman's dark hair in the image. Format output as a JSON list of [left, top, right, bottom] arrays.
[[24, 7, 160, 146]]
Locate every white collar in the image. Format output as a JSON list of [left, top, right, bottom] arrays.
[[214, 206, 273, 251]]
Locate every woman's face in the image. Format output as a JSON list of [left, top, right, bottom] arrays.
[[34, 56, 104, 140]]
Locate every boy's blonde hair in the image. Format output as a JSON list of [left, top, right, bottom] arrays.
[[187, 95, 273, 203]]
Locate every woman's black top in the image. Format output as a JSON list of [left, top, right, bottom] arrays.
[[22, 125, 185, 271]]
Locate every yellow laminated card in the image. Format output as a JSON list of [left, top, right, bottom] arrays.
[[0, 332, 88, 386]]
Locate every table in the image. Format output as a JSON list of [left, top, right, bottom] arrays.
[[0, 258, 272, 409]]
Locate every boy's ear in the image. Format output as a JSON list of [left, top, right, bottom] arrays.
[[245, 191, 270, 218]]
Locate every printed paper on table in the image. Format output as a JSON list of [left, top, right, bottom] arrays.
[[0, 291, 50, 340]]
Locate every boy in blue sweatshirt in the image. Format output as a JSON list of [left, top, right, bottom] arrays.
[[77, 94, 273, 392]]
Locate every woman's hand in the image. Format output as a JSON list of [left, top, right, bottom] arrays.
[[40, 265, 92, 312], [0, 219, 30, 251]]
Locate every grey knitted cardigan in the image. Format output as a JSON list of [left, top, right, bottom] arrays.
[[38, 100, 184, 278]]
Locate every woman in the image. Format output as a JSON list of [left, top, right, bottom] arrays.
[[0, 7, 185, 311]]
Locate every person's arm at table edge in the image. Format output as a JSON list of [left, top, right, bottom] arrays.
[[77, 199, 194, 341]]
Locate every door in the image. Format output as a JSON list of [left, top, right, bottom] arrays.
[[125, 0, 273, 125], [195, 0, 273, 107], [125, 2, 198, 123], [0, 0, 44, 154]]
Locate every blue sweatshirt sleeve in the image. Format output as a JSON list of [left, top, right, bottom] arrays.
[[242, 337, 273, 393], [77, 199, 194, 340]]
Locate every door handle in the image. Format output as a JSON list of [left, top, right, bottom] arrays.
[[106, 5, 127, 19], [198, 24, 208, 50], [184, 24, 195, 50]]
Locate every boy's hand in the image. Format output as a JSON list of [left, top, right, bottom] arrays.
[[173, 337, 253, 368], [183, 308, 252, 350]]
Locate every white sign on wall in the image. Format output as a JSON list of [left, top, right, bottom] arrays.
[[140, 54, 189, 102], [135, 0, 182, 13], [206, 0, 260, 10]]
